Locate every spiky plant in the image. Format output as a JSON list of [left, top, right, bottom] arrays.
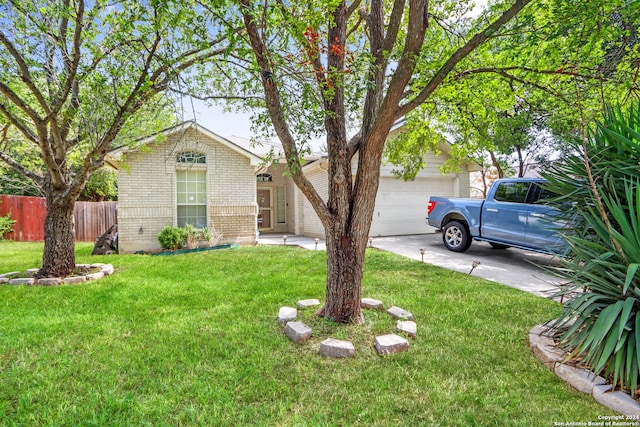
[[543, 104, 640, 397]]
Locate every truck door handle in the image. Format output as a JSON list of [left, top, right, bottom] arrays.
[[531, 213, 545, 218], [486, 208, 498, 213]]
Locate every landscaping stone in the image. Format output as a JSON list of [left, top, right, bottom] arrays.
[[9, 278, 35, 285], [361, 298, 383, 310], [278, 306, 297, 323], [101, 264, 115, 276], [85, 272, 105, 281], [0, 263, 115, 287], [0, 271, 19, 278], [387, 306, 414, 321], [375, 334, 410, 355], [396, 320, 417, 338], [593, 384, 640, 417], [529, 327, 565, 370], [25, 268, 40, 277], [529, 325, 556, 348], [284, 321, 313, 343], [531, 322, 640, 416], [319, 338, 355, 358], [296, 299, 320, 309], [36, 278, 63, 286], [554, 364, 606, 394], [64, 276, 87, 284]]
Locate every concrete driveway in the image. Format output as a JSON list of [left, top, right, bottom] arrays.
[[259, 232, 564, 299], [370, 233, 563, 299]]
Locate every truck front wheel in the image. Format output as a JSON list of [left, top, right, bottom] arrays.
[[442, 221, 472, 252]]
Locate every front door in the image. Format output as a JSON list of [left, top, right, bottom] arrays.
[[257, 188, 272, 230]]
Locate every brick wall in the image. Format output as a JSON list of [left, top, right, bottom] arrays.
[[117, 127, 257, 253]]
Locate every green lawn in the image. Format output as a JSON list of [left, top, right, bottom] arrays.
[[0, 241, 616, 426]]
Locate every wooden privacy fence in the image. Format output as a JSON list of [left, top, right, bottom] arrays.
[[0, 195, 117, 242]]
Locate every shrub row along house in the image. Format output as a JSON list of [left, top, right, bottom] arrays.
[[107, 121, 476, 253]]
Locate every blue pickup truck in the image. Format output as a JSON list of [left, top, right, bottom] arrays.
[[426, 178, 568, 254]]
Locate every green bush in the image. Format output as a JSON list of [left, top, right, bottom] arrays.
[[158, 225, 224, 250], [544, 104, 640, 397], [157, 226, 188, 250], [0, 212, 16, 239]]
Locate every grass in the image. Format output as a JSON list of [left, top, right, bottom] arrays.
[[0, 241, 617, 426]]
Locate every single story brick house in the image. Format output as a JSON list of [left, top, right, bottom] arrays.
[[108, 121, 474, 253]]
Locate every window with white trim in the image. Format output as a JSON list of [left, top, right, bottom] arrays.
[[176, 151, 207, 228]]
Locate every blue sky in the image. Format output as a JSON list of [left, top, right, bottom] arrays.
[[181, 98, 255, 139]]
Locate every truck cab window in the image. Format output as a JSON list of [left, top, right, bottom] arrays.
[[493, 182, 531, 203], [526, 183, 554, 204]]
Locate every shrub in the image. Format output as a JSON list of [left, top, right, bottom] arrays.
[[157, 226, 188, 250], [543, 104, 640, 397], [157, 225, 223, 250], [0, 212, 16, 239], [184, 224, 199, 249], [184, 225, 223, 249], [201, 226, 223, 246]]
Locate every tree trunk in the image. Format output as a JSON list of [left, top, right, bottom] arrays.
[[321, 228, 367, 324], [489, 150, 504, 178], [38, 192, 76, 278]]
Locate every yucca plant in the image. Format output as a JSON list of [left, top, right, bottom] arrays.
[[543, 104, 640, 397]]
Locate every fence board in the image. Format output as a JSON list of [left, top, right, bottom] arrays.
[[74, 201, 118, 242], [0, 195, 117, 242]]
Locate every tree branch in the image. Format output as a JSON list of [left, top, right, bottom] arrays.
[[0, 32, 51, 117], [238, 0, 330, 224], [0, 79, 43, 124], [0, 126, 44, 184], [466, 67, 571, 104], [456, 66, 599, 81], [169, 86, 264, 102], [397, 0, 533, 118]]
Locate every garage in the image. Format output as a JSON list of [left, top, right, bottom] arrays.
[[369, 176, 457, 237], [294, 133, 476, 239]]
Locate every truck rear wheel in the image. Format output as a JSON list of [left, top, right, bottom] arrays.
[[442, 221, 472, 252]]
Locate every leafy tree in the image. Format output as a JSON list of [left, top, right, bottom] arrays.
[[78, 168, 117, 202], [194, 0, 533, 323], [0, 99, 176, 200], [386, 0, 639, 181], [0, 1, 231, 277]]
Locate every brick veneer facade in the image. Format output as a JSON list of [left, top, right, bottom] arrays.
[[116, 125, 260, 253]]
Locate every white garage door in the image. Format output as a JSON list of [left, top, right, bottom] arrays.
[[369, 177, 454, 237]]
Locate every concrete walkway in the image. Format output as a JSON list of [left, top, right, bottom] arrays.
[[258, 233, 563, 299]]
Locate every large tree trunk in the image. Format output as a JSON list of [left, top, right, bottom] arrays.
[[322, 228, 367, 324], [38, 191, 76, 278], [319, 131, 384, 324]]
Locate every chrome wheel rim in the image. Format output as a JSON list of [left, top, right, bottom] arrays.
[[445, 226, 463, 248]]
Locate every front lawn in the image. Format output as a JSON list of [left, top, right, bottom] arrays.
[[0, 241, 616, 426]]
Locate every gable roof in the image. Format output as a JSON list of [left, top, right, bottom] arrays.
[[108, 121, 263, 167]]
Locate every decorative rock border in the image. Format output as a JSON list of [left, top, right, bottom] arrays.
[[278, 306, 297, 323], [375, 334, 410, 355], [320, 338, 355, 358], [530, 323, 640, 416], [278, 298, 416, 358], [285, 321, 313, 343], [0, 263, 115, 286]]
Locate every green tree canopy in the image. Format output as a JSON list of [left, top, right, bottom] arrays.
[[0, 0, 233, 277], [385, 0, 639, 181]]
